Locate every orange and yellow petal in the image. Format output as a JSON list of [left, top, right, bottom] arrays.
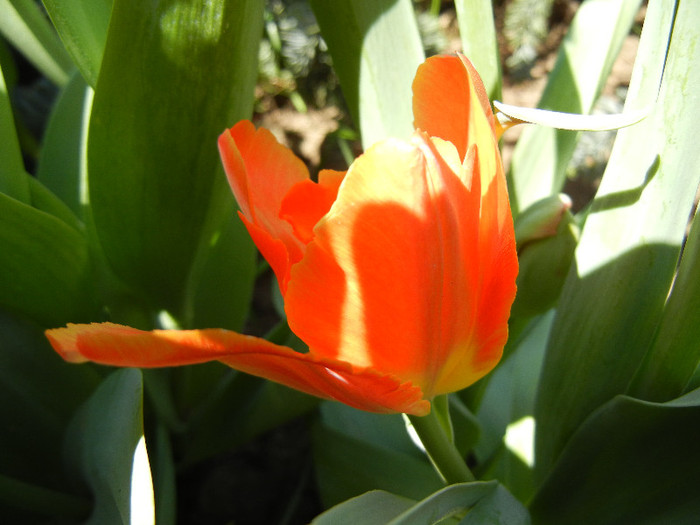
[[412, 54, 497, 162], [285, 132, 508, 398], [218, 121, 307, 262], [45, 323, 429, 415]]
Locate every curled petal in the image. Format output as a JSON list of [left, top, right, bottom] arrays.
[[218, 121, 308, 287], [46, 323, 429, 415]]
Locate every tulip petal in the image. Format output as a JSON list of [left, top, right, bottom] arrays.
[[46, 323, 429, 415], [218, 121, 308, 287], [280, 169, 345, 245], [412, 54, 497, 161], [285, 132, 510, 398]]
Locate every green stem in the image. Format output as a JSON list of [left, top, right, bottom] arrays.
[[407, 410, 475, 484]]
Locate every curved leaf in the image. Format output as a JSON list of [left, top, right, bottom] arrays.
[[87, 0, 264, 317], [310, 0, 424, 149], [531, 388, 700, 525], [42, 0, 112, 88]]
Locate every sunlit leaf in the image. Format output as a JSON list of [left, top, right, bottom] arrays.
[[454, 0, 501, 100], [534, 0, 700, 478], [629, 205, 700, 402], [310, 0, 424, 149], [507, 0, 642, 214], [42, 0, 112, 87], [0, 0, 73, 85], [64, 369, 153, 525]]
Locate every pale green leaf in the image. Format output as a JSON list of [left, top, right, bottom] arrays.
[[310, 0, 424, 149], [64, 369, 153, 525], [534, 0, 700, 478], [454, 0, 501, 100], [42, 0, 112, 87], [507, 0, 642, 214], [629, 204, 700, 401], [0, 0, 73, 85]]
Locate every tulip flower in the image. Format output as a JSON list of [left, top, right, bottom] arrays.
[[46, 54, 517, 417]]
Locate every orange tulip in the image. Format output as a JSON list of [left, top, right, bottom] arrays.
[[46, 54, 517, 416]]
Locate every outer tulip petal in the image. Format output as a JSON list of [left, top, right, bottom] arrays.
[[218, 121, 308, 286], [280, 169, 345, 245], [285, 132, 510, 398], [46, 323, 429, 415], [412, 54, 496, 161]]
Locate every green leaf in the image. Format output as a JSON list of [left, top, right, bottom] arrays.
[[0, 0, 74, 85], [530, 388, 700, 525], [0, 192, 98, 326], [87, 0, 263, 317], [0, 61, 30, 203], [64, 369, 153, 525], [313, 482, 530, 525], [42, 0, 112, 88], [185, 209, 256, 331], [454, 0, 501, 100], [312, 491, 414, 525], [0, 309, 100, 496], [507, 0, 642, 214], [36, 70, 92, 219], [180, 373, 319, 466], [313, 403, 443, 508], [534, 0, 700, 478], [310, 0, 424, 149], [628, 204, 700, 401]]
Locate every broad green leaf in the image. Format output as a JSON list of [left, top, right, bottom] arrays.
[[42, 0, 112, 88], [0, 61, 30, 202], [87, 0, 263, 318], [180, 373, 319, 466], [64, 369, 153, 525], [0, 0, 73, 85], [314, 482, 530, 525], [312, 491, 414, 525], [534, 0, 700, 478], [0, 192, 98, 326], [27, 175, 83, 231], [310, 0, 424, 149], [454, 0, 501, 100], [0, 309, 99, 498], [507, 0, 642, 214], [629, 205, 700, 401], [313, 403, 442, 508], [37, 70, 92, 219], [530, 388, 700, 525], [185, 208, 256, 331]]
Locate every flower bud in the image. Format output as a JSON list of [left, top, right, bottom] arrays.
[[511, 199, 579, 318]]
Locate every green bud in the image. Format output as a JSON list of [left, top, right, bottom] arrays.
[[511, 205, 579, 319], [514, 193, 573, 250]]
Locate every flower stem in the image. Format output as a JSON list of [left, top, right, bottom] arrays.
[[407, 410, 475, 484]]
